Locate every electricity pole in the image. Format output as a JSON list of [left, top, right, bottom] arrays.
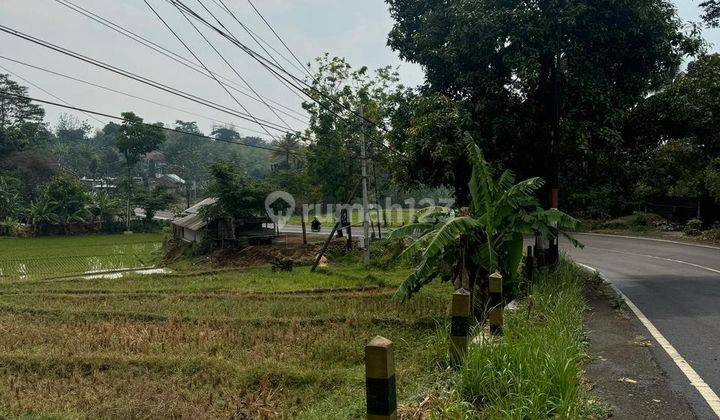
[[360, 105, 370, 266]]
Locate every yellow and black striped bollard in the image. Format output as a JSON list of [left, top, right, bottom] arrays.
[[450, 288, 471, 367], [365, 336, 397, 419], [489, 272, 504, 335]]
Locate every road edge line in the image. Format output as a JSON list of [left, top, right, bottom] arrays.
[[577, 262, 720, 417], [578, 232, 720, 251]]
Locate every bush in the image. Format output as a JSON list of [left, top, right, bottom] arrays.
[[600, 212, 666, 231], [369, 237, 410, 269], [684, 218, 703, 236]]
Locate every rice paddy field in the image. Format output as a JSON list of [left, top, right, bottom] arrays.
[[0, 234, 452, 418], [0, 234, 164, 280]]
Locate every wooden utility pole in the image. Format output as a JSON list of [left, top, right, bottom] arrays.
[[360, 105, 370, 266]]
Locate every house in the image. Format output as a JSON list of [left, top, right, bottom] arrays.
[[153, 173, 186, 196], [172, 198, 277, 245], [172, 198, 217, 242]]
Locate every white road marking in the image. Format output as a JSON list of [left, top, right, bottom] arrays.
[[579, 232, 720, 251], [589, 247, 720, 277], [578, 263, 720, 417]]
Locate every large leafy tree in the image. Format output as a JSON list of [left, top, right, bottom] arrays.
[[0, 74, 45, 154], [391, 139, 579, 315], [702, 0, 720, 26], [135, 186, 175, 225], [206, 162, 271, 221], [385, 0, 702, 210], [304, 55, 404, 203], [41, 174, 90, 234], [628, 54, 720, 217], [114, 112, 166, 230]]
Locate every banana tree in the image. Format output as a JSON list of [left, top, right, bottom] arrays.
[[27, 197, 59, 236], [391, 138, 581, 309]]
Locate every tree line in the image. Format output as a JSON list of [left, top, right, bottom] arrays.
[[2, 0, 720, 238]]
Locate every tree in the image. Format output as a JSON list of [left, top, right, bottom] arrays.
[[135, 186, 175, 225], [389, 92, 471, 203], [271, 132, 302, 170], [0, 175, 23, 222], [627, 54, 720, 218], [702, 0, 720, 26], [89, 191, 121, 231], [385, 0, 702, 210], [206, 162, 271, 221], [114, 112, 166, 231], [304, 55, 404, 203], [27, 195, 58, 236], [391, 138, 579, 315], [41, 175, 90, 235], [0, 74, 45, 154]]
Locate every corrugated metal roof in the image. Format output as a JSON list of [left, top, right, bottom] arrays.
[[185, 197, 218, 214], [172, 213, 207, 231]]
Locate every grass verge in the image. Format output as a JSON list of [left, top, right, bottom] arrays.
[[427, 260, 605, 419]]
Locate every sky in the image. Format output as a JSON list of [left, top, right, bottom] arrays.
[[0, 0, 717, 141]]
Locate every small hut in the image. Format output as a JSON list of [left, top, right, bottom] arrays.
[[172, 198, 276, 245]]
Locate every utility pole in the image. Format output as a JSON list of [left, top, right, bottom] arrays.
[[360, 105, 370, 266]]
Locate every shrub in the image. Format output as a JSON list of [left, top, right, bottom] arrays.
[[369, 237, 409, 269], [684, 218, 703, 236]]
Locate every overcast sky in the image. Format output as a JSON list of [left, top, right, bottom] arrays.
[[0, 0, 717, 141]]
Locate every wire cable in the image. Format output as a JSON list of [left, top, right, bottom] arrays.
[[0, 63, 105, 125], [0, 91, 299, 154], [0, 24, 291, 133], [144, 0, 280, 140], [188, 0, 308, 105], [53, 0, 308, 124], [169, 0, 297, 132], [244, 0, 314, 79], [0, 54, 273, 137]]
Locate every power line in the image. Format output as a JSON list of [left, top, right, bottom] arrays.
[[188, 0, 308, 105], [169, 0, 396, 144], [0, 91, 298, 154], [0, 54, 273, 138], [244, 0, 314, 79], [143, 0, 280, 140], [170, 1, 347, 117], [165, 0, 297, 132], [208, 0, 310, 78], [0, 63, 105, 125], [0, 24, 291, 134], [53, 0, 308, 124]]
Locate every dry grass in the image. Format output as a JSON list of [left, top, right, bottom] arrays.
[[0, 262, 451, 418]]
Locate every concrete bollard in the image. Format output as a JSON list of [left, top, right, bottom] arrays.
[[450, 289, 471, 367], [526, 245, 535, 283], [365, 336, 397, 419], [488, 272, 504, 335]]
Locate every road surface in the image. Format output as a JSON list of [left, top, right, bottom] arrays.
[[565, 234, 720, 419]]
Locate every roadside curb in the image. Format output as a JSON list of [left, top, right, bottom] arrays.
[[577, 263, 720, 417]]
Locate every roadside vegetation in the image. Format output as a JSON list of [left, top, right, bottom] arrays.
[[432, 261, 602, 419]]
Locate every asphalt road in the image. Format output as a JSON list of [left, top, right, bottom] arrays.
[[565, 234, 720, 419]]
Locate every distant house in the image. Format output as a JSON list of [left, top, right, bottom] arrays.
[[153, 173, 186, 196], [171, 197, 276, 245]]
